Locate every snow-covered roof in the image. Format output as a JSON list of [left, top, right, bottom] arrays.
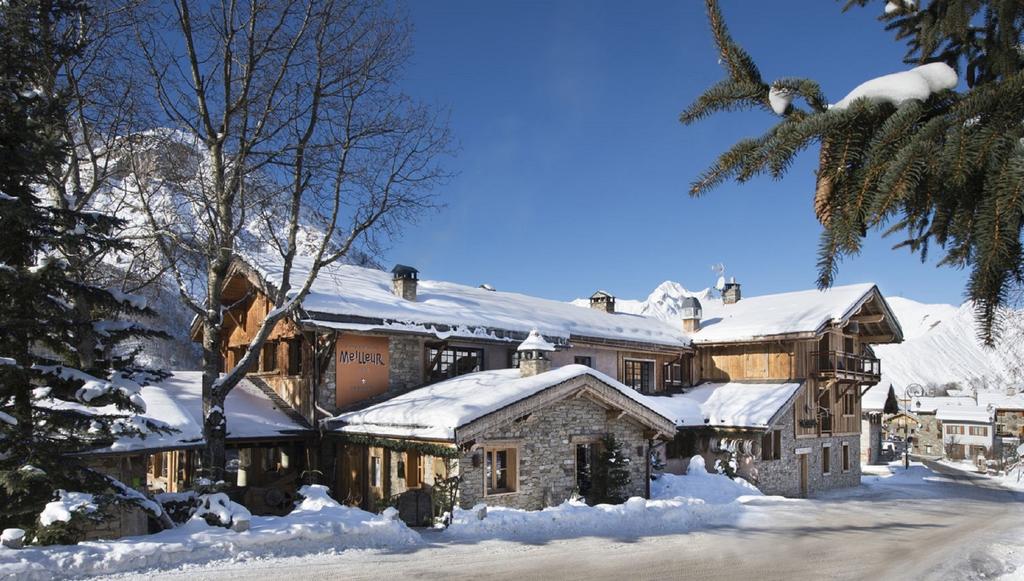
[[97, 372, 311, 453], [690, 283, 898, 344], [243, 253, 690, 348], [936, 407, 993, 424], [976, 392, 1024, 411], [908, 396, 977, 414], [645, 381, 803, 429], [327, 365, 673, 441]]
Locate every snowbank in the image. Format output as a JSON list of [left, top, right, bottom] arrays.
[[0, 485, 417, 580], [443, 457, 765, 542]]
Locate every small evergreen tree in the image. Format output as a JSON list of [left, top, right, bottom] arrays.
[[590, 433, 632, 505], [0, 0, 168, 541], [682, 0, 1024, 344]]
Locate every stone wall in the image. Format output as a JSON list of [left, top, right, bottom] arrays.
[[747, 405, 860, 497], [997, 410, 1024, 438], [457, 396, 648, 511], [860, 415, 882, 464], [389, 335, 425, 391], [912, 414, 943, 457]]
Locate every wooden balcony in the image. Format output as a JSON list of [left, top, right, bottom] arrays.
[[811, 350, 881, 384]]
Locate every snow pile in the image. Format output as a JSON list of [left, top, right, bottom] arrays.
[[768, 85, 793, 115], [651, 457, 762, 504], [39, 491, 97, 527], [833, 62, 957, 110], [0, 488, 418, 580], [194, 493, 251, 529], [517, 329, 556, 352], [444, 457, 764, 542]]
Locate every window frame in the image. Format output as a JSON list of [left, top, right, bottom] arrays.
[[286, 337, 302, 376], [760, 429, 782, 461], [427, 345, 485, 382], [822, 443, 832, 476], [261, 341, 278, 372], [842, 442, 851, 473], [662, 362, 684, 390], [574, 355, 594, 368], [483, 444, 519, 497], [622, 358, 655, 393]]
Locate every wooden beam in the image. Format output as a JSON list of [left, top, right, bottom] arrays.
[[859, 335, 894, 343], [851, 313, 886, 324]]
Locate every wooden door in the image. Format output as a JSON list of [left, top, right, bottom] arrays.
[[799, 454, 809, 497]]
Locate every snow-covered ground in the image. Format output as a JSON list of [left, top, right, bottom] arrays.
[[0, 460, 771, 580], [0, 486, 416, 581], [443, 457, 773, 542]]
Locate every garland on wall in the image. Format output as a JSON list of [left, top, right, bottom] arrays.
[[335, 433, 461, 459]]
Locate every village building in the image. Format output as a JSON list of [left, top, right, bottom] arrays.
[[87, 252, 906, 529], [325, 340, 676, 522], [648, 282, 903, 497], [977, 391, 1024, 462], [937, 406, 995, 462]]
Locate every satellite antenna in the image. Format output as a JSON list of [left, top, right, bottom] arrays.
[[711, 263, 726, 291]]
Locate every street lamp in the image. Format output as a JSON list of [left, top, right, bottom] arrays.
[[901, 384, 925, 470]]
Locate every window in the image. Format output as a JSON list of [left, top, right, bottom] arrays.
[[760, 430, 782, 461], [261, 341, 278, 372], [427, 346, 484, 382], [946, 425, 965, 435], [370, 456, 381, 488], [150, 452, 165, 479], [663, 362, 684, 390], [969, 426, 988, 437], [842, 443, 851, 472], [574, 355, 593, 368], [842, 392, 856, 417], [484, 447, 518, 495], [287, 338, 302, 375], [622, 359, 654, 393], [822, 445, 832, 475]]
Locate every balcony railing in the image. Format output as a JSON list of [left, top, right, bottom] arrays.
[[811, 350, 881, 383]]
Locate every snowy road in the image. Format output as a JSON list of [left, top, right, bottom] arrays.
[[107, 463, 1024, 581]]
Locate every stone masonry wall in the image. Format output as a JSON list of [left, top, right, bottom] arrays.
[[81, 455, 150, 540], [389, 335, 425, 392], [749, 405, 860, 497], [458, 397, 649, 511]]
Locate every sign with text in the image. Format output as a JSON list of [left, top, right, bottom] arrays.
[[336, 334, 390, 408]]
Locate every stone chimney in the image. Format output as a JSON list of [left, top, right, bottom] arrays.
[[680, 296, 702, 333], [589, 290, 615, 313], [722, 277, 741, 305], [517, 329, 555, 377], [391, 264, 418, 301]]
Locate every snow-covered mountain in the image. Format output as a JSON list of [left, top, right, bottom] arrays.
[[576, 281, 1024, 400]]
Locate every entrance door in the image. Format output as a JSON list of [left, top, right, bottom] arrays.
[[799, 454, 809, 497]]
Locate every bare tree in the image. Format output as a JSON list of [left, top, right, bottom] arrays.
[[127, 0, 451, 473]]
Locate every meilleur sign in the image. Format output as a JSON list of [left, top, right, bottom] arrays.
[[336, 334, 390, 407]]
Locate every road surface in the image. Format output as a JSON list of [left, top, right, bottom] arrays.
[[108, 462, 1024, 581]]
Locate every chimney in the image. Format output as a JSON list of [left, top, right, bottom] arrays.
[[517, 329, 555, 377], [589, 290, 615, 313], [680, 296, 702, 333], [391, 264, 418, 301], [722, 277, 741, 305]]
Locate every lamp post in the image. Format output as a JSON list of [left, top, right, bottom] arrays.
[[901, 384, 925, 470]]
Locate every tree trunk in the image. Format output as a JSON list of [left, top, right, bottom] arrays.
[[201, 316, 227, 479]]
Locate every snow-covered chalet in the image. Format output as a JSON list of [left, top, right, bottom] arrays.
[[139, 254, 903, 523]]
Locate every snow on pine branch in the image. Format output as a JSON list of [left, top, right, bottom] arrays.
[[32, 365, 147, 411], [832, 62, 957, 110]]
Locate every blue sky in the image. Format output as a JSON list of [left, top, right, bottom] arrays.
[[386, 0, 970, 305]]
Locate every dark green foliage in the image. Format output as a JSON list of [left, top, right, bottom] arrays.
[[884, 384, 900, 414], [431, 458, 462, 527], [683, 0, 1024, 344], [589, 433, 632, 505], [0, 0, 169, 540]]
